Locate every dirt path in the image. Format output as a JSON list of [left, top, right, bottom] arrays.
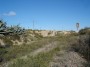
[[20, 41, 58, 59], [0, 41, 58, 67]]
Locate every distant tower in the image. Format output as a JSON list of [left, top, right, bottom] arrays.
[[76, 23, 79, 32]]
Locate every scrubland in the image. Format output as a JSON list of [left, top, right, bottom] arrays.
[[0, 20, 90, 67]]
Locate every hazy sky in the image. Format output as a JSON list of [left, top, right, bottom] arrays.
[[0, 0, 90, 31]]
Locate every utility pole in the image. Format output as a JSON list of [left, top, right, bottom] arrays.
[[62, 24, 63, 31], [33, 20, 34, 30]]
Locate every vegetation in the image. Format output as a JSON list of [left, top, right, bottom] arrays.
[[71, 27, 90, 61], [4, 34, 76, 67], [7, 36, 71, 67], [8, 47, 59, 67], [79, 27, 90, 35], [0, 19, 90, 67], [0, 37, 57, 64], [0, 20, 25, 35]]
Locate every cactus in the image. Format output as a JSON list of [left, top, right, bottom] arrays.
[[0, 20, 7, 32], [8, 25, 25, 35], [0, 20, 25, 35]]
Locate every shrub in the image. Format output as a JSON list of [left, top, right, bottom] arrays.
[[70, 31, 79, 36], [0, 47, 7, 62], [2, 36, 13, 47], [79, 27, 90, 35], [9, 34, 21, 41], [71, 34, 90, 60]]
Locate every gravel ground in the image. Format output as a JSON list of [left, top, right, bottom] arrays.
[[50, 51, 87, 67]]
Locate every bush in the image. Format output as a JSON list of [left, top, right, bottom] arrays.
[[79, 27, 90, 35], [70, 31, 79, 36], [71, 34, 90, 60], [3, 37, 13, 47], [0, 47, 7, 62], [9, 34, 21, 41]]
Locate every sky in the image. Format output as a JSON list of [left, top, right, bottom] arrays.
[[0, 0, 90, 31]]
